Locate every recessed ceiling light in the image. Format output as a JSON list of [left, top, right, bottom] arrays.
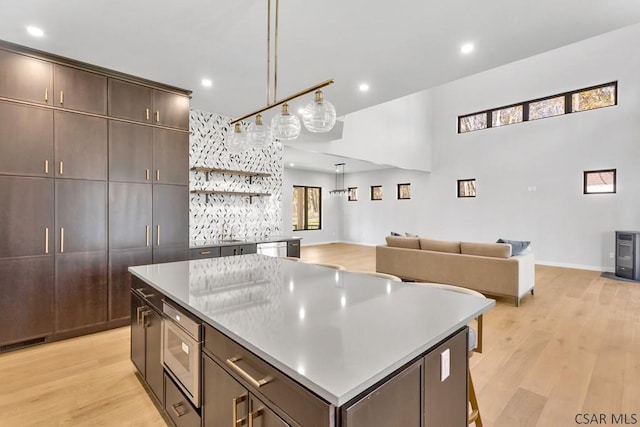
[[460, 43, 474, 55], [27, 26, 44, 37], [359, 83, 370, 92], [201, 78, 213, 88]]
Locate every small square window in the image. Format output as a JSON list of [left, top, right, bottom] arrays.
[[348, 187, 358, 201], [397, 183, 411, 200], [572, 84, 616, 112], [371, 186, 383, 201], [458, 179, 476, 198], [584, 169, 616, 194]]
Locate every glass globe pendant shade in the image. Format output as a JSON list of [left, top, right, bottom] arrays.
[[227, 123, 248, 153], [270, 103, 301, 141], [302, 90, 336, 133], [247, 114, 271, 148]]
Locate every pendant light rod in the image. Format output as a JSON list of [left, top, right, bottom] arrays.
[[230, 78, 335, 125], [267, 0, 271, 105]]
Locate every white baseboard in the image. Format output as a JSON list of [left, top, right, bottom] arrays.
[[535, 260, 613, 273]]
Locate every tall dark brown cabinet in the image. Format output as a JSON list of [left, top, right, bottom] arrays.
[[0, 40, 191, 352]]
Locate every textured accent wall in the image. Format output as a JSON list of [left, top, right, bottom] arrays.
[[189, 109, 283, 242]]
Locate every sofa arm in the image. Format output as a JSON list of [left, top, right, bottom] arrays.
[[514, 253, 535, 297]]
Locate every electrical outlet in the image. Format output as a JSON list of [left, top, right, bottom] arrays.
[[610, 252, 615, 259], [440, 349, 450, 382]]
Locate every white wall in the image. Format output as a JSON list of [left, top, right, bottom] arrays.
[[282, 167, 343, 245], [290, 90, 433, 172], [341, 23, 640, 271]]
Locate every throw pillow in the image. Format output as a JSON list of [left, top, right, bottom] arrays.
[[391, 231, 401, 236], [496, 238, 531, 256]]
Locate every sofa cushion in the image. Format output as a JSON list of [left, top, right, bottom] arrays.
[[386, 235, 420, 249], [461, 242, 511, 258], [497, 238, 531, 256], [419, 238, 461, 254]]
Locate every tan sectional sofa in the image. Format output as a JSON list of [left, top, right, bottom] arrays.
[[376, 236, 535, 306]]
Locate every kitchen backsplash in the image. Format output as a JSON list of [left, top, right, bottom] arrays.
[[189, 109, 283, 242]]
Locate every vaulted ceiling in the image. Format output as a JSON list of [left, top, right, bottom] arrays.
[[3, 1, 640, 171]]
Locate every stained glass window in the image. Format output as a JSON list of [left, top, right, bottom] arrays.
[[459, 113, 487, 133], [492, 105, 523, 127], [584, 169, 616, 194], [572, 84, 616, 112], [529, 96, 565, 120]]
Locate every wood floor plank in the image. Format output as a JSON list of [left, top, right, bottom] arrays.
[[493, 388, 547, 427]]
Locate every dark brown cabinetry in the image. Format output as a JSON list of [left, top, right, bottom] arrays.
[[287, 240, 300, 258], [53, 64, 107, 114], [341, 361, 422, 427], [0, 101, 53, 177], [54, 111, 108, 180], [54, 180, 107, 333], [108, 121, 153, 183], [131, 291, 164, 405], [0, 48, 52, 105], [153, 184, 189, 261], [202, 354, 290, 427], [423, 328, 468, 427], [153, 128, 189, 185], [108, 78, 190, 130], [220, 243, 258, 257], [0, 176, 54, 348], [165, 373, 201, 427], [189, 247, 221, 260], [0, 40, 190, 351]]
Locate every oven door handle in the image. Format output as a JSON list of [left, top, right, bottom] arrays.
[[226, 357, 272, 388]]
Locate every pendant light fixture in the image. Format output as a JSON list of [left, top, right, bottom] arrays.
[[302, 90, 336, 133], [229, 0, 336, 142], [329, 163, 347, 197], [247, 113, 270, 148], [227, 123, 248, 153]]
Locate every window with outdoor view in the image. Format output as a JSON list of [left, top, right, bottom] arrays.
[[584, 169, 616, 194], [348, 187, 358, 201], [458, 179, 476, 198], [371, 186, 383, 201], [397, 183, 411, 200], [293, 186, 322, 230], [458, 82, 617, 133]]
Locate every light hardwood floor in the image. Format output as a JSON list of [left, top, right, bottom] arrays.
[[1, 243, 638, 426]]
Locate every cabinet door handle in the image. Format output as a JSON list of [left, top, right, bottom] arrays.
[[200, 251, 211, 255], [136, 306, 145, 324], [44, 227, 49, 254], [60, 90, 64, 105], [146, 225, 150, 247], [59, 161, 64, 175], [156, 225, 160, 246], [240, 248, 244, 254], [233, 249, 237, 256], [248, 408, 264, 427], [44, 88, 48, 102], [146, 108, 150, 121], [232, 395, 247, 427], [60, 227, 64, 253], [135, 288, 155, 299], [155, 170, 160, 181], [226, 357, 272, 388], [44, 160, 49, 174], [141, 309, 151, 328], [145, 168, 150, 181], [155, 111, 160, 122], [171, 402, 188, 418]]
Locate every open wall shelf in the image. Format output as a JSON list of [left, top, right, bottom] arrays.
[[190, 189, 272, 203], [191, 167, 271, 183]]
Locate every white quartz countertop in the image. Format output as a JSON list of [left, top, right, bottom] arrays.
[[129, 254, 494, 406]]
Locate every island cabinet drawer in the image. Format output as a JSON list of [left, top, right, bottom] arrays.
[[189, 247, 221, 260], [165, 373, 201, 427], [131, 276, 162, 312], [203, 324, 334, 426]]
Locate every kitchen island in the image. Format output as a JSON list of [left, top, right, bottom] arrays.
[[129, 254, 494, 427]]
